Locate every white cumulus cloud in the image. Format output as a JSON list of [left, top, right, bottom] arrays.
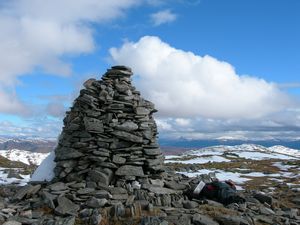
[[0, 0, 140, 115], [110, 36, 292, 119], [175, 118, 191, 126], [150, 9, 177, 26]]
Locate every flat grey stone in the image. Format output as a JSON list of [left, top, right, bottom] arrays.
[[253, 193, 273, 205], [92, 150, 110, 157], [96, 162, 118, 169], [115, 165, 144, 177], [88, 156, 107, 162], [93, 190, 112, 199], [69, 182, 86, 189], [83, 78, 96, 89], [135, 107, 150, 115], [55, 150, 84, 160], [84, 117, 104, 133], [112, 130, 143, 143], [86, 197, 107, 208], [54, 196, 80, 216], [42, 191, 56, 209], [112, 155, 126, 164], [109, 187, 128, 194], [145, 158, 163, 166], [149, 179, 164, 187], [111, 65, 132, 71], [2, 221, 22, 225], [55, 216, 76, 225], [106, 69, 133, 77], [260, 206, 275, 215], [142, 184, 179, 195], [49, 182, 67, 191], [216, 215, 250, 225], [164, 181, 187, 190], [115, 121, 138, 131], [144, 148, 161, 156], [88, 170, 110, 185], [182, 200, 199, 209], [111, 194, 129, 200], [77, 188, 95, 195], [193, 214, 218, 225], [14, 185, 33, 200]]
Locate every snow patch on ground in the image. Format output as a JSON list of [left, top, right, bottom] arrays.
[[237, 151, 296, 160], [0, 168, 30, 186], [165, 155, 180, 160], [268, 145, 300, 157], [165, 155, 230, 164], [166, 144, 299, 165], [273, 162, 296, 171], [179, 169, 251, 184], [178, 167, 298, 187], [186, 149, 224, 157], [0, 149, 49, 165]]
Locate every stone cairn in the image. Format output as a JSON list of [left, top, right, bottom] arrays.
[[54, 65, 164, 185]]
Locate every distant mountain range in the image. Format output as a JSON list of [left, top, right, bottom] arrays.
[[0, 136, 56, 153], [0, 136, 298, 156], [159, 138, 300, 150]]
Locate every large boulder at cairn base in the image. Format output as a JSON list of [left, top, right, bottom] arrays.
[[53, 65, 164, 184]]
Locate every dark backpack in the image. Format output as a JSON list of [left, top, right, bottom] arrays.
[[201, 181, 245, 205]]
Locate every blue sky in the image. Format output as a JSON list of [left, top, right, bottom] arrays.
[[0, 0, 299, 140]]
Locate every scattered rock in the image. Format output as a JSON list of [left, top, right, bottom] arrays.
[[192, 214, 219, 225], [2, 221, 22, 225], [253, 192, 273, 205], [86, 197, 107, 208], [115, 165, 145, 177], [182, 200, 199, 209], [54, 196, 80, 216]]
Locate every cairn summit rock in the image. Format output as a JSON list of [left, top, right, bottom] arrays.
[[53, 65, 164, 185]]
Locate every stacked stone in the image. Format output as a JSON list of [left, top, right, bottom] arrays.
[[54, 65, 164, 186]]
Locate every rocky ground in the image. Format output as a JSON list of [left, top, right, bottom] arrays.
[[0, 145, 299, 224], [0, 160, 299, 225]]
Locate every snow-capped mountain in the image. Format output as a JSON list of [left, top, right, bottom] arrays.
[[268, 145, 300, 157], [174, 144, 300, 159], [0, 149, 50, 165]]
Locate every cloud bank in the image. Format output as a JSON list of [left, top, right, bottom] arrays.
[[110, 36, 292, 119]]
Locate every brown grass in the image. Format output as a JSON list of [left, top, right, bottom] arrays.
[[198, 204, 239, 217]]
